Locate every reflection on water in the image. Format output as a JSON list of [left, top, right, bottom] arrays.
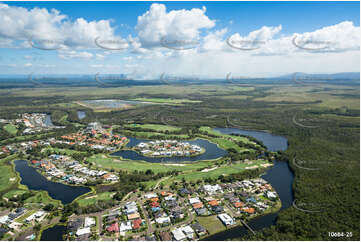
[[14, 160, 90, 204], [41, 225, 66, 241], [214, 128, 288, 152]]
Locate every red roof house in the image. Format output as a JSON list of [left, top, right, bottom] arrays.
[[107, 222, 119, 232]]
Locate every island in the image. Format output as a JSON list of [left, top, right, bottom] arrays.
[[133, 140, 205, 157]]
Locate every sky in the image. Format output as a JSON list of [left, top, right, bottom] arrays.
[[0, 1, 359, 78]]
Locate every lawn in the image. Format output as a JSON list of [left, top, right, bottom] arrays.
[[196, 215, 226, 234], [77, 192, 115, 207], [0, 161, 15, 192], [24, 191, 62, 208], [43, 147, 88, 155], [3, 124, 17, 135], [131, 97, 202, 104], [160, 159, 272, 184], [87, 154, 212, 173], [125, 123, 181, 132], [3, 189, 28, 199], [199, 127, 256, 145], [125, 130, 189, 139]]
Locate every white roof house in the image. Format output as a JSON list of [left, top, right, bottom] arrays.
[[84, 217, 96, 227], [181, 225, 194, 239], [189, 197, 201, 204], [172, 228, 187, 241], [25, 211, 45, 223], [155, 216, 171, 224], [0, 215, 9, 224], [76, 227, 91, 236], [266, 191, 277, 199], [144, 193, 157, 199], [218, 213, 235, 226], [119, 221, 132, 232], [203, 184, 222, 194]]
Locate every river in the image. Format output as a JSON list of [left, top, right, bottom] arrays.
[[203, 128, 293, 240], [14, 160, 91, 205]]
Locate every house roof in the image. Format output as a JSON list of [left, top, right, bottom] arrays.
[[241, 207, 255, 214], [192, 202, 203, 209], [132, 219, 142, 229], [128, 212, 140, 220], [107, 222, 119, 232], [208, 200, 219, 206], [234, 202, 245, 208]]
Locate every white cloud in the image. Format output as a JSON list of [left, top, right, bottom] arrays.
[[0, 3, 119, 49], [136, 3, 215, 48], [95, 53, 105, 60], [90, 64, 103, 68], [58, 50, 93, 59], [24, 63, 32, 67]]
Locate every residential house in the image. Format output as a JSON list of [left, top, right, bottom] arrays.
[[218, 213, 235, 226], [191, 223, 207, 236], [107, 222, 119, 233]]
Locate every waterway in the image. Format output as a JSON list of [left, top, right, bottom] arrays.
[[44, 114, 54, 127], [14, 160, 91, 205], [77, 111, 86, 120], [214, 128, 288, 152], [41, 127, 293, 240], [40, 225, 67, 241], [112, 137, 228, 162], [203, 128, 293, 240]]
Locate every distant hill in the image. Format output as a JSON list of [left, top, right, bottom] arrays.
[[275, 72, 360, 80]]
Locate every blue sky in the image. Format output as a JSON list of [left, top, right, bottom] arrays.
[[0, 1, 359, 77]]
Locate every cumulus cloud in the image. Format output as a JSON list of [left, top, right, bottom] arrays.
[[0, 3, 118, 49], [135, 3, 215, 48], [291, 21, 360, 52], [58, 50, 93, 59], [0, 3, 359, 76]]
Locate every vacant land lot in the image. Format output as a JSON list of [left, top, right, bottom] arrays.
[[3, 124, 17, 135], [124, 123, 181, 132], [197, 215, 226, 234]]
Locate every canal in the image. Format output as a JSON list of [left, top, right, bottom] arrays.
[[203, 128, 293, 240], [14, 160, 91, 205]]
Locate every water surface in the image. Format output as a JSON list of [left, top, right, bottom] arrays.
[[112, 137, 227, 162], [77, 111, 86, 120], [203, 128, 292, 240], [214, 127, 288, 152], [14, 160, 90, 204], [40, 225, 66, 241]]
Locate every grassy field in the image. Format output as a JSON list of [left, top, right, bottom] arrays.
[[123, 130, 189, 139], [160, 159, 272, 185], [0, 165, 15, 192], [0, 155, 18, 194], [77, 191, 115, 207], [3, 124, 17, 135], [24, 190, 62, 208], [87, 154, 213, 173], [124, 123, 181, 132], [3, 189, 28, 199], [43, 147, 88, 155], [197, 215, 226, 234], [131, 97, 202, 104]]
